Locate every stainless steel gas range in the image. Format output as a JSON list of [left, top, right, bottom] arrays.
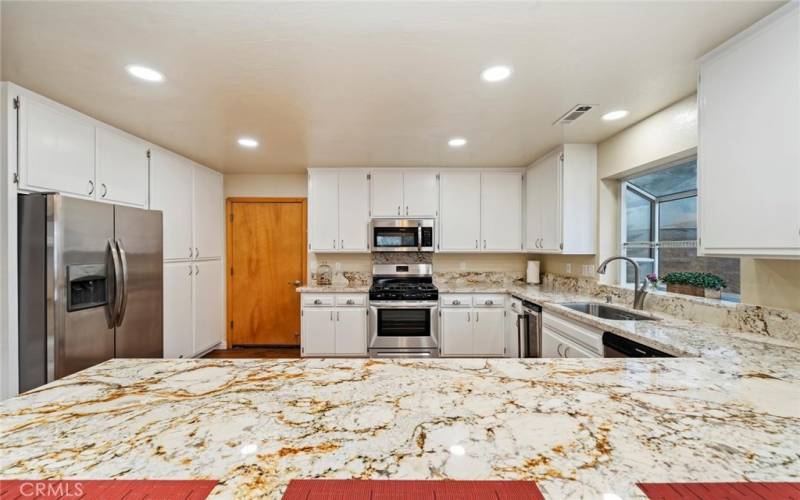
[[368, 264, 439, 358]]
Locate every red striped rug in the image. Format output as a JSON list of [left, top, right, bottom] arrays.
[[638, 482, 800, 499], [282, 479, 544, 500], [0, 480, 217, 499]]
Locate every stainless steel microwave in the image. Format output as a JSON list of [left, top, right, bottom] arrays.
[[370, 219, 434, 252]]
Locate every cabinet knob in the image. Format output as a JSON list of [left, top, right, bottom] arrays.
[[88, 180, 95, 195], [195, 247, 199, 257], [101, 183, 108, 198], [314, 299, 322, 305], [452, 299, 460, 305], [189, 247, 193, 258], [346, 299, 354, 305], [485, 300, 493, 305]]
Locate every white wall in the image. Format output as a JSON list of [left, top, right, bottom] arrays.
[[224, 174, 307, 199]]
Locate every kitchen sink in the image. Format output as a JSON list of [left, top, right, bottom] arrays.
[[559, 302, 660, 321]]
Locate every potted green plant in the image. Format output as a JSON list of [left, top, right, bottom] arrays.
[[659, 272, 726, 299]]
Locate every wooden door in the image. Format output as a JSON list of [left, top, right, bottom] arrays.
[[228, 198, 307, 346], [95, 126, 149, 207]]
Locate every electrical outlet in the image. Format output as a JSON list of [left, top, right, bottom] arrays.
[[459, 261, 466, 270], [335, 262, 341, 272], [565, 263, 572, 274], [583, 265, 594, 276]]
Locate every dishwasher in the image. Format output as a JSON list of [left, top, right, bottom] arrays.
[[517, 299, 542, 358], [602, 332, 674, 358]]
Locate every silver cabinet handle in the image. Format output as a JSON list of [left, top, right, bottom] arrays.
[[483, 239, 487, 249], [485, 300, 493, 305], [195, 264, 199, 275], [330, 311, 333, 321], [556, 344, 563, 357], [397, 206, 401, 215], [476, 311, 480, 322], [88, 180, 95, 195], [195, 247, 199, 258], [346, 299, 355, 305], [452, 299, 460, 305], [475, 239, 478, 249], [333, 239, 336, 249], [341, 240, 344, 248], [467, 311, 470, 322], [189, 247, 193, 258], [337, 311, 340, 321], [563, 346, 571, 357], [314, 299, 322, 305], [406, 206, 409, 215], [101, 183, 108, 198], [188, 265, 192, 275]]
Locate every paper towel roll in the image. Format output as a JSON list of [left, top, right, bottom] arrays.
[[527, 260, 541, 284]]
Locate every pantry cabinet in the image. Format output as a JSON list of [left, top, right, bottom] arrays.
[[308, 169, 369, 252], [698, 2, 800, 258], [95, 126, 149, 207], [525, 144, 596, 254], [300, 294, 368, 356], [193, 166, 224, 259], [370, 170, 438, 218], [163, 262, 194, 358], [193, 260, 224, 354]]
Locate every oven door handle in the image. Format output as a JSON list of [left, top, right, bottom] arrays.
[[370, 301, 438, 308], [417, 224, 422, 252]]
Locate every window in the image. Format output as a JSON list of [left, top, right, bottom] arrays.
[[621, 157, 740, 301]]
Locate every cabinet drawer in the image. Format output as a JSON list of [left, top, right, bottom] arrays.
[[543, 312, 603, 355], [472, 294, 505, 308], [440, 295, 472, 307], [335, 294, 367, 307], [302, 294, 335, 307]]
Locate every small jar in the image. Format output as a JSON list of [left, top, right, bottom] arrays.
[[317, 261, 332, 285]]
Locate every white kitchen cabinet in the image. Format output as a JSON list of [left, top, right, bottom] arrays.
[[440, 309, 472, 356], [338, 172, 370, 251], [18, 94, 96, 198], [541, 312, 603, 358], [481, 172, 522, 251], [95, 126, 149, 207], [472, 309, 505, 356], [541, 329, 594, 359], [698, 2, 800, 258], [193, 260, 224, 355], [193, 166, 224, 259], [150, 148, 195, 260], [370, 171, 404, 217], [439, 171, 481, 251], [335, 308, 368, 355], [505, 297, 523, 358], [308, 169, 369, 252], [163, 262, 194, 358], [301, 308, 336, 355], [402, 171, 439, 217], [525, 144, 596, 254]]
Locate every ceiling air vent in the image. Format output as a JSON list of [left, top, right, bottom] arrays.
[[553, 104, 595, 125]]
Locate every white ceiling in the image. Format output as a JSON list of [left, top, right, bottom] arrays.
[[0, 1, 783, 174]]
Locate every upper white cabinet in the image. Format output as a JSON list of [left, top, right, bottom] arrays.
[[193, 166, 224, 259], [150, 149, 195, 260], [18, 94, 95, 198], [525, 144, 596, 254], [308, 169, 369, 252], [370, 170, 438, 218], [95, 126, 149, 207], [481, 172, 522, 251], [439, 171, 482, 251], [698, 2, 800, 258]]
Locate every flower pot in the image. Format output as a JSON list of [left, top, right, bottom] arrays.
[[666, 283, 705, 297], [704, 288, 722, 300]]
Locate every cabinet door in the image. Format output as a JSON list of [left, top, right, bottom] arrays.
[[19, 95, 95, 198], [370, 171, 404, 217], [338, 172, 369, 251], [541, 328, 594, 358], [95, 127, 149, 207], [150, 149, 194, 260], [698, 4, 800, 256], [473, 309, 505, 356], [404, 172, 439, 217], [309, 172, 339, 251], [193, 260, 223, 354], [193, 166, 224, 259], [481, 173, 522, 251], [302, 309, 336, 355], [538, 152, 563, 252], [163, 262, 194, 358], [440, 309, 473, 356], [335, 308, 367, 355], [439, 172, 481, 251], [525, 164, 542, 251]]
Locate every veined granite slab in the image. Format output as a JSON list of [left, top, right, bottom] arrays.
[[296, 285, 370, 293], [1, 357, 798, 499]]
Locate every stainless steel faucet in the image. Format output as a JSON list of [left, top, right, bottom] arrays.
[[596, 256, 649, 310]]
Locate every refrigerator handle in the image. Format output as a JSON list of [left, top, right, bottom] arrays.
[[107, 238, 123, 326], [115, 239, 130, 326]]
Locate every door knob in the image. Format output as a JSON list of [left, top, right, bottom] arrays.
[[290, 280, 302, 286]]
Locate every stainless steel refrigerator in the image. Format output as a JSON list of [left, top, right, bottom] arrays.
[[18, 193, 163, 392]]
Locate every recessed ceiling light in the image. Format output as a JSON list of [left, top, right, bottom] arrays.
[[601, 110, 629, 121], [481, 65, 512, 82], [125, 65, 164, 82], [448, 137, 467, 147], [237, 137, 259, 148]]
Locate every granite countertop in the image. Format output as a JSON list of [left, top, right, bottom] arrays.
[[1, 356, 798, 499], [296, 284, 371, 293]]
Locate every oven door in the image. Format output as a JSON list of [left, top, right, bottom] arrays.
[[369, 301, 438, 350]]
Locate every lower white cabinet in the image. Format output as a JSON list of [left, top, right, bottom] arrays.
[[541, 312, 602, 358], [163, 260, 223, 358], [541, 329, 595, 358], [301, 294, 368, 356], [440, 294, 505, 357]]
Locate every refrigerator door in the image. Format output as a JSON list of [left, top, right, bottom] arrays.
[[114, 205, 163, 358], [58, 196, 117, 378]]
